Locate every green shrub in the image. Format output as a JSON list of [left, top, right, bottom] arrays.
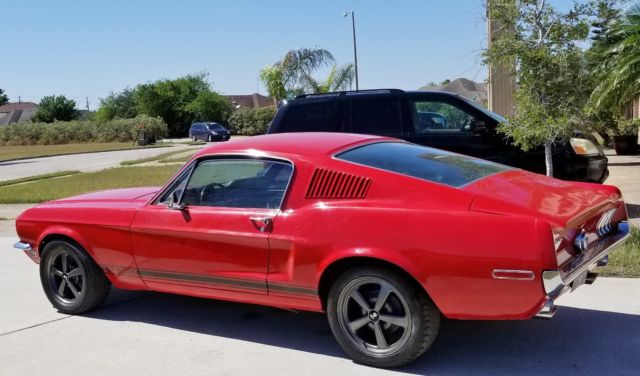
[[608, 118, 640, 137], [0, 115, 168, 146], [227, 107, 276, 136]]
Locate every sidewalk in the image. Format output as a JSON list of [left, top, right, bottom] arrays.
[[605, 149, 640, 225]]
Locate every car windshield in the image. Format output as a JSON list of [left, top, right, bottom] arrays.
[[337, 142, 512, 187], [208, 124, 224, 130], [458, 96, 509, 124]]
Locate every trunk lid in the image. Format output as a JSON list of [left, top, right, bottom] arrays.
[[463, 170, 622, 228]]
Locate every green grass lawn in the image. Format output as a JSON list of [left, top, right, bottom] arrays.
[[600, 225, 640, 277], [120, 149, 192, 166], [0, 170, 81, 186], [0, 165, 180, 203], [0, 142, 169, 162], [159, 150, 198, 163]]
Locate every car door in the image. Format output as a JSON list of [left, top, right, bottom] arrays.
[[403, 95, 504, 160], [195, 123, 205, 140], [130, 156, 294, 295]]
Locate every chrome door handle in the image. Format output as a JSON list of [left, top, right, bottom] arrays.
[[250, 217, 273, 232]]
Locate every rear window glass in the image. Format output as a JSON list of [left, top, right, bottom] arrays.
[[280, 102, 340, 132], [337, 142, 512, 187], [351, 99, 401, 134]]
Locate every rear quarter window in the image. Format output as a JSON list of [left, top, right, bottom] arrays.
[[337, 142, 512, 187]]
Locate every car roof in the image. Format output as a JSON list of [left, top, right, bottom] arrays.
[[194, 132, 392, 159], [291, 89, 461, 102]]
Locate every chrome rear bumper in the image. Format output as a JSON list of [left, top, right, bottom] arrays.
[[536, 221, 631, 319]]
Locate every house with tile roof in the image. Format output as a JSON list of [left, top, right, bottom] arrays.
[[419, 78, 488, 106], [224, 93, 275, 109], [0, 102, 38, 125]]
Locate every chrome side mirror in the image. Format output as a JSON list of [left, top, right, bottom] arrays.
[[167, 191, 185, 211]]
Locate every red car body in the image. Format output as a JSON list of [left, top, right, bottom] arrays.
[[15, 133, 630, 321]]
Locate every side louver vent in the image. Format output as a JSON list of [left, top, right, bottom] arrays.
[[306, 168, 371, 199]]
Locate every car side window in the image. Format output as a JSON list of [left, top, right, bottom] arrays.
[[351, 98, 401, 134], [158, 166, 193, 205], [180, 159, 293, 209], [410, 100, 475, 134]]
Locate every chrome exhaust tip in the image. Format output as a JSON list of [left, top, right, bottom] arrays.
[[535, 298, 558, 319], [597, 255, 609, 267]]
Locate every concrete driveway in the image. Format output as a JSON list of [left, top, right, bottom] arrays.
[[0, 142, 200, 182], [1, 237, 639, 376]]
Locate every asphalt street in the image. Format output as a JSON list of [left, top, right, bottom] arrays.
[[1, 237, 639, 376]]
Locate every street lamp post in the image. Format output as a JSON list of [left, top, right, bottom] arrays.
[[342, 10, 359, 91]]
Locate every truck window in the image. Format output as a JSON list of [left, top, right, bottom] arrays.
[[280, 102, 340, 132], [351, 98, 401, 135]]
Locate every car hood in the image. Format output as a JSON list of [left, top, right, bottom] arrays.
[[48, 187, 160, 205], [463, 170, 621, 227]]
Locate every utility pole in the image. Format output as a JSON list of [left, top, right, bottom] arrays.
[[85, 97, 90, 111], [343, 11, 359, 91], [18, 96, 21, 103]]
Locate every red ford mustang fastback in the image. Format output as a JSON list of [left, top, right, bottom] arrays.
[[14, 133, 630, 367]]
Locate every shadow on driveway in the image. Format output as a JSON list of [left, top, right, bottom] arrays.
[[87, 289, 640, 375]]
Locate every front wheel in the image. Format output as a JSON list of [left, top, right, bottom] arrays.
[[39, 240, 111, 314], [207, 134, 213, 142], [327, 267, 440, 368]]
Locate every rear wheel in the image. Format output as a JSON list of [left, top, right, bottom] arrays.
[[327, 267, 440, 368], [192, 135, 197, 141], [39, 240, 111, 314]]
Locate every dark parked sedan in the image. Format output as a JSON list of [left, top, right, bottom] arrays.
[[189, 122, 230, 142]]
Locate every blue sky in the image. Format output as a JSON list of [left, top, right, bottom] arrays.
[[3, 0, 489, 109]]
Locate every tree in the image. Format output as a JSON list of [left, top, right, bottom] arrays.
[[484, 0, 604, 177], [0, 89, 8, 106], [301, 64, 355, 93], [591, 3, 640, 111], [185, 91, 233, 124], [260, 47, 335, 102], [259, 66, 286, 105], [135, 72, 217, 136], [96, 88, 138, 121], [32, 95, 78, 123]]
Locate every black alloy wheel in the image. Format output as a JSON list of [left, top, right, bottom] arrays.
[[327, 267, 441, 368], [40, 240, 111, 314]]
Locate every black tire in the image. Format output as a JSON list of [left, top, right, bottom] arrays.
[[327, 266, 440, 368], [39, 240, 111, 314], [207, 134, 213, 142], [192, 135, 197, 141]]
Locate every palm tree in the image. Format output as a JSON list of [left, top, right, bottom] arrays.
[[260, 48, 335, 102], [259, 65, 286, 106], [591, 4, 640, 111], [301, 64, 355, 93]]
